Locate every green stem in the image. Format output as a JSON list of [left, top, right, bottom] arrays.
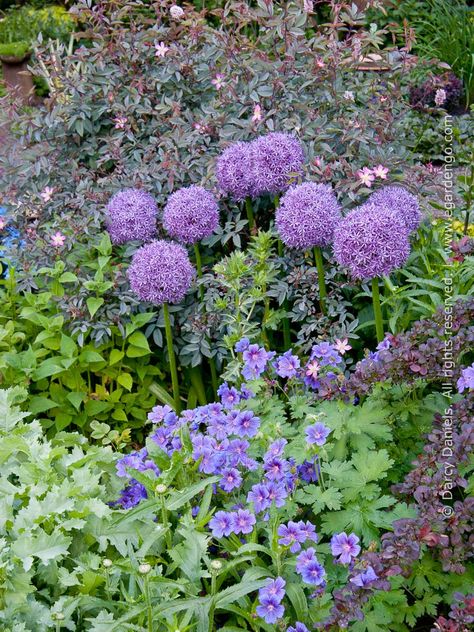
[[277, 239, 291, 349], [163, 302, 181, 413], [143, 575, 153, 632], [161, 495, 173, 550], [313, 246, 327, 315], [245, 196, 255, 231], [194, 243, 204, 301], [371, 277, 384, 343], [209, 354, 218, 396]]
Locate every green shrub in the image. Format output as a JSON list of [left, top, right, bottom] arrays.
[[0, 4, 74, 45]]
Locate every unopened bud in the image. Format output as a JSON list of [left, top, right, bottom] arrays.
[[103, 558, 113, 568], [156, 484, 167, 494], [210, 560, 222, 571], [139, 563, 152, 575]]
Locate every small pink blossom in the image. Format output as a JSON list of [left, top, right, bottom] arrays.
[[0, 217, 6, 230], [211, 73, 225, 90], [357, 167, 375, 187], [50, 231, 66, 248], [40, 186, 54, 202], [379, 95, 388, 103], [113, 115, 128, 130], [306, 360, 320, 379], [343, 90, 355, 101], [435, 88, 447, 107], [154, 42, 169, 58], [372, 164, 389, 179], [303, 0, 314, 12], [252, 104, 263, 123], [334, 338, 352, 355], [313, 156, 322, 167], [315, 57, 325, 68]]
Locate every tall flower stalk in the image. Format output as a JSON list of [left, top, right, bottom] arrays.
[[313, 246, 327, 315], [371, 278, 384, 343], [162, 302, 181, 413]]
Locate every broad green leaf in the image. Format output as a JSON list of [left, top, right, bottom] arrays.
[[86, 297, 104, 318]]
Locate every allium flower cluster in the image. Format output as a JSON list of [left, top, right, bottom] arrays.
[[278, 520, 317, 553], [256, 577, 286, 624], [369, 185, 422, 233], [333, 203, 410, 279], [128, 240, 195, 305], [105, 189, 158, 244], [163, 186, 219, 244], [275, 182, 341, 249], [251, 132, 305, 196], [216, 142, 255, 201]]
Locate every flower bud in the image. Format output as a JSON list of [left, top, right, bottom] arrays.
[[103, 558, 113, 568], [54, 613, 65, 621], [210, 560, 222, 571], [139, 563, 152, 575], [155, 483, 167, 494]]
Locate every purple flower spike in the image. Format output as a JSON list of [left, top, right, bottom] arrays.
[[105, 188, 158, 244], [370, 185, 421, 233], [217, 142, 255, 201], [163, 185, 219, 245], [330, 532, 361, 564], [305, 422, 331, 446], [333, 203, 410, 280], [276, 182, 341, 249], [256, 595, 285, 624], [251, 132, 305, 196], [128, 240, 195, 305]]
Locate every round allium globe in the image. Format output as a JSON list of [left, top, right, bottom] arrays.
[[369, 185, 421, 233], [276, 182, 341, 248], [163, 186, 219, 244], [216, 142, 255, 201], [105, 189, 158, 244], [333, 203, 410, 279], [251, 132, 305, 196], [128, 240, 195, 305]]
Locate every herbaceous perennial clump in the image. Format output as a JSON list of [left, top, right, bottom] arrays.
[[127, 240, 194, 305], [251, 132, 305, 196], [105, 188, 158, 244], [163, 185, 219, 244], [369, 185, 422, 233], [276, 182, 342, 249], [333, 203, 410, 280]]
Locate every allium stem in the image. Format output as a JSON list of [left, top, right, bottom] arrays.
[[162, 302, 181, 413], [277, 239, 291, 350], [371, 277, 384, 343], [193, 243, 204, 301], [313, 246, 327, 315], [245, 196, 255, 231]]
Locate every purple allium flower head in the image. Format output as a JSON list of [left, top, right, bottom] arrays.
[[276, 182, 341, 248], [350, 566, 378, 587], [163, 186, 219, 244], [273, 350, 301, 378], [370, 185, 422, 233], [333, 203, 410, 280], [256, 594, 285, 624], [251, 132, 305, 196], [247, 483, 271, 513], [209, 511, 233, 538], [288, 623, 310, 632], [216, 142, 255, 201], [457, 364, 474, 393], [278, 521, 306, 553], [300, 559, 326, 585], [219, 467, 243, 492], [260, 577, 286, 601], [105, 189, 158, 244], [330, 532, 361, 564], [231, 509, 256, 534], [305, 422, 331, 446], [128, 240, 195, 305]]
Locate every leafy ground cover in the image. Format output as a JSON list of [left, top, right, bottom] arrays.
[[0, 1, 473, 631]]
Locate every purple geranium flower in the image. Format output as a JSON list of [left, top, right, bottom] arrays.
[[298, 459, 318, 483], [111, 480, 148, 509], [260, 577, 286, 601], [298, 521, 318, 543], [247, 483, 271, 513], [235, 337, 250, 353], [128, 240, 195, 305], [305, 422, 331, 446], [267, 482, 288, 507], [264, 457, 289, 481], [288, 623, 309, 632], [209, 511, 233, 538], [235, 410, 260, 437], [256, 595, 285, 624], [242, 344, 274, 379], [264, 439, 287, 462], [457, 363, 474, 393], [273, 350, 301, 378], [231, 509, 256, 535], [350, 566, 378, 587], [300, 559, 326, 585], [147, 404, 173, 424], [217, 382, 241, 409], [330, 532, 361, 564], [278, 521, 306, 553], [219, 467, 243, 492], [296, 547, 317, 573]]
